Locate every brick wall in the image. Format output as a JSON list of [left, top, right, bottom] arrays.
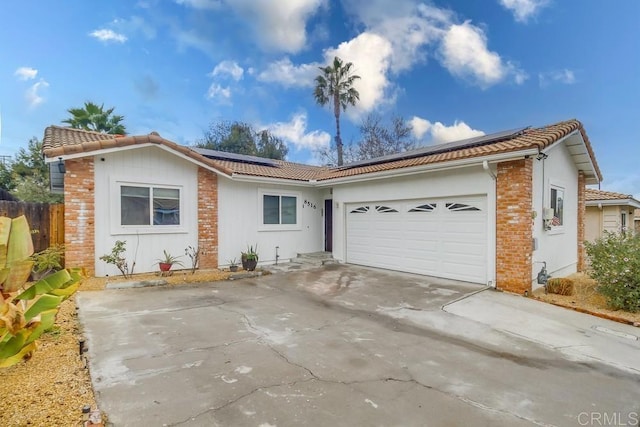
[[64, 158, 95, 275], [197, 167, 218, 268], [577, 171, 586, 271], [495, 158, 534, 294]]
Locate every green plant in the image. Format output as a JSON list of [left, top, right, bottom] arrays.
[[0, 215, 84, 368], [156, 250, 183, 267], [585, 231, 640, 312], [545, 278, 574, 296], [241, 244, 259, 261], [228, 258, 238, 267], [31, 244, 65, 279], [184, 246, 201, 274], [99, 240, 135, 279]]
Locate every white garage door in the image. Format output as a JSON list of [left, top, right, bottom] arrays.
[[346, 196, 487, 284]]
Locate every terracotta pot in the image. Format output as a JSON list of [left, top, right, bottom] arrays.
[[159, 262, 172, 272]]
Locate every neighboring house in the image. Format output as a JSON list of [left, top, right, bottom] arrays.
[[636, 209, 640, 233], [585, 188, 640, 241], [42, 119, 602, 294]]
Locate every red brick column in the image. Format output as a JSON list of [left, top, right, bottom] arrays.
[[577, 171, 586, 271], [197, 167, 218, 269], [495, 158, 534, 294], [64, 158, 95, 275]]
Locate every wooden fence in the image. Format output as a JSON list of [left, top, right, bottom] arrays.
[[0, 202, 64, 252]]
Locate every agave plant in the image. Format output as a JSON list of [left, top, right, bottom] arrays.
[[0, 215, 84, 368]]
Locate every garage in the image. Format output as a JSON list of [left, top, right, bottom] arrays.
[[346, 196, 487, 283]]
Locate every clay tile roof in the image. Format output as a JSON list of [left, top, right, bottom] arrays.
[[42, 119, 602, 184], [585, 188, 634, 201], [42, 125, 323, 181], [316, 119, 602, 181]]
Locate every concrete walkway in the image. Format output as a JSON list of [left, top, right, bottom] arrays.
[[444, 288, 640, 374]]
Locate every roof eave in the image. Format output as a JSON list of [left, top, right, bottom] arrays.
[[314, 149, 539, 186], [586, 199, 640, 209]]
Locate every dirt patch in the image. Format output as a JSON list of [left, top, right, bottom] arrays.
[[533, 272, 640, 326], [0, 268, 235, 426]]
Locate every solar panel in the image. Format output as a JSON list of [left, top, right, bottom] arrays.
[[338, 126, 530, 170], [191, 147, 278, 167]]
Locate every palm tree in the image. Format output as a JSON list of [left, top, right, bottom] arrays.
[[314, 56, 360, 166], [62, 101, 126, 135]]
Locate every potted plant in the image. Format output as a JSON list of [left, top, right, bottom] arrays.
[[241, 244, 259, 271], [156, 250, 183, 272], [228, 258, 239, 272]]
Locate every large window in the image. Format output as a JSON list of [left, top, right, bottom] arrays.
[[550, 186, 564, 227], [263, 194, 297, 225], [121, 185, 180, 226]]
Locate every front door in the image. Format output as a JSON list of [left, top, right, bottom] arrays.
[[324, 199, 333, 252]]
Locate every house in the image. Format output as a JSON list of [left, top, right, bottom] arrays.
[[584, 188, 640, 241], [42, 118, 602, 294]]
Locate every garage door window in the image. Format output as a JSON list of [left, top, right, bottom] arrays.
[[350, 206, 370, 214], [409, 203, 437, 213], [375, 205, 398, 213], [446, 202, 481, 212]]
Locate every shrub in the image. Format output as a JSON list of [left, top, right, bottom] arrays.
[[585, 232, 640, 312], [31, 244, 65, 279], [546, 278, 574, 296]]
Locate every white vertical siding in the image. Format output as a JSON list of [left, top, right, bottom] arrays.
[[217, 178, 324, 266], [531, 141, 579, 284], [94, 147, 199, 277]]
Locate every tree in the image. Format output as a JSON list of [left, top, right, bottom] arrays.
[[0, 138, 63, 203], [314, 56, 360, 166], [315, 114, 416, 166], [62, 101, 126, 134], [256, 130, 288, 160], [196, 121, 288, 160], [356, 114, 416, 160]]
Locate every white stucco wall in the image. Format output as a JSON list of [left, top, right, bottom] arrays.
[[94, 147, 200, 276], [329, 165, 496, 285], [531, 142, 579, 285], [217, 178, 324, 266]]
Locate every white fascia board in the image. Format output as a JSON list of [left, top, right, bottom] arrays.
[[313, 149, 539, 187], [587, 199, 640, 209], [47, 144, 231, 177]]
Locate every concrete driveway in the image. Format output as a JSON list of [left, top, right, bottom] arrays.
[[77, 264, 640, 427]]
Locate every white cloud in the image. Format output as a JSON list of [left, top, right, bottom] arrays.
[[113, 16, 157, 40], [325, 32, 394, 116], [258, 57, 319, 88], [539, 69, 576, 87], [225, 0, 326, 53], [25, 80, 49, 108], [206, 84, 231, 100], [89, 29, 127, 43], [211, 60, 244, 81], [439, 21, 526, 88], [410, 116, 485, 144], [265, 112, 331, 151], [14, 67, 38, 81], [499, 0, 549, 23]]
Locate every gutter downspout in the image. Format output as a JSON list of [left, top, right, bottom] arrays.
[[482, 160, 496, 180]]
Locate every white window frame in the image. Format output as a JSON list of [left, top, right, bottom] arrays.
[[621, 211, 627, 233], [258, 189, 301, 231], [547, 180, 565, 235], [111, 180, 186, 235]]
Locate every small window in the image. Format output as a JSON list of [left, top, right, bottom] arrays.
[[375, 205, 398, 213], [409, 203, 436, 213], [263, 195, 297, 225], [121, 185, 180, 226], [550, 187, 564, 226], [350, 206, 370, 214], [621, 211, 627, 232], [446, 202, 481, 212]]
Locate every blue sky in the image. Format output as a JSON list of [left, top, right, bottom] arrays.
[[1, 0, 639, 197]]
